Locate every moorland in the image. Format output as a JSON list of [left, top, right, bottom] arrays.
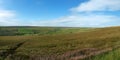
[[0, 26, 120, 60]]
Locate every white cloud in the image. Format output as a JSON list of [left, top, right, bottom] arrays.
[[0, 10, 15, 18], [71, 0, 120, 12], [0, 0, 21, 26], [0, 0, 20, 26], [29, 14, 120, 27], [0, 10, 20, 26]]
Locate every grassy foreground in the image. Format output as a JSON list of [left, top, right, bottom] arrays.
[[0, 26, 120, 60], [92, 48, 120, 60]]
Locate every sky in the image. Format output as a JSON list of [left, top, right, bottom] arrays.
[[0, 0, 120, 27]]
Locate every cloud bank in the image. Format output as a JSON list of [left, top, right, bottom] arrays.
[[30, 14, 120, 27], [71, 0, 120, 12], [0, 9, 21, 26]]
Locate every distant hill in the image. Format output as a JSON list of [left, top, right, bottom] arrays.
[[0, 26, 95, 36]]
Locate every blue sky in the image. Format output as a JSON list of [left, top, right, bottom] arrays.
[[0, 0, 120, 27], [5, 0, 86, 20]]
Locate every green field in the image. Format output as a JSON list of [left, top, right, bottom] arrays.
[[0, 26, 120, 60], [0, 26, 95, 36], [92, 48, 120, 60]]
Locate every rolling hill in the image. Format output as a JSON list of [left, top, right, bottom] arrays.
[[0, 26, 120, 60]]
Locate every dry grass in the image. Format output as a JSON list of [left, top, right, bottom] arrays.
[[0, 26, 120, 60]]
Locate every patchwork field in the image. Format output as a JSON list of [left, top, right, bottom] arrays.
[[0, 26, 120, 60]]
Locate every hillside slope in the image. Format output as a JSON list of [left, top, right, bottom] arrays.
[[0, 26, 120, 60]]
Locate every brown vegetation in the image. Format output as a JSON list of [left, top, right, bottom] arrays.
[[0, 27, 120, 60]]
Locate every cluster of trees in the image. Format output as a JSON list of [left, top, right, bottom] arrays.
[[0, 27, 61, 36], [0, 28, 23, 36], [0, 27, 82, 36]]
